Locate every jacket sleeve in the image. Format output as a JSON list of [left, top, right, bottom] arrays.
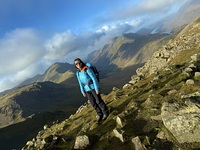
[[86, 68, 99, 91], [76, 71, 85, 94]]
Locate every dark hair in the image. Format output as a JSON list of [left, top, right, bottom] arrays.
[[74, 58, 86, 69]]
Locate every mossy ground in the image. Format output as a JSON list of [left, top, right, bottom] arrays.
[[60, 49, 199, 149]]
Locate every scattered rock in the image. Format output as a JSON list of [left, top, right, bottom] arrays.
[[74, 135, 90, 149], [195, 72, 200, 80], [113, 128, 126, 143], [157, 131, 167, 140], [167, 89, 177, 95], [132, 136, 147, 150], [186, 79, 195, 84], [191, 53, 200, 62], [116, 116, 126, 128], [43, 125, 49, 130], [113, 87, 119, 91], [26, 141, 34, 147], [123, 83, 133, 89]]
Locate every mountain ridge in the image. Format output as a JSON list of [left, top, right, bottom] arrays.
[[19, 62, 76, 86], [0, 81, 83, 128], [22, 17, 200, 150], [0, 1, 200, 149]]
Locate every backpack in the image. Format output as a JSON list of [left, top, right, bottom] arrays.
[[89, 65, 100, 82]]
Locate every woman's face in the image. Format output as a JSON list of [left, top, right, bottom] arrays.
[[75, 60, 82, 70]]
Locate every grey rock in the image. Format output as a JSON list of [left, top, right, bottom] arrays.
[[132, 136, 147, 150], [116, 116, 126, 128], [74, 135, 90, 149], [113, 128, 125, 142], [161, 101, 200, 143], [186, 79, 195, 84], [191, 53, 200, 62]]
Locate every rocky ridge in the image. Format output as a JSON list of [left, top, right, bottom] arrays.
[[22, 18, 200, 150], [136, 17, 200, 78]]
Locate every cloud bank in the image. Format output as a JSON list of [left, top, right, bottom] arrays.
[[0, 19, 141, 92], [0, 0, 187, 92]]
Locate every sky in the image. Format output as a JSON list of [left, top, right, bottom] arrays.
[[0, 0, 188, 92]]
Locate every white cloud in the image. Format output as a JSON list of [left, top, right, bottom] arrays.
[[97, 19, 143, 33], [0, 16, 152, 93], [44, 30, 106, 63], [139, 0, 187, 14], [145, 0, 184, 7], [98, 0, 187, 25], [91, 18, 143, 51], [0, 28, 47, 92], [0, 61, 44, 92], [0, 0, 189, 92], [0, 28, 44, 77], [44, 18, 143, 64], [44, 30, 76, 61]]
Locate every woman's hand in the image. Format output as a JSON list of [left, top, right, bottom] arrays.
[[96, 90, 99, 95], [83, 93, 87, 97]]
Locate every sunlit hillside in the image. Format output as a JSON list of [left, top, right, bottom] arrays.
[[22, 17, 200, 150]]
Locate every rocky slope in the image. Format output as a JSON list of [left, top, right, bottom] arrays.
[[0, 31, 166, 129], [0, 13, 178, 150], [88, 33, 172, 71], [136, 17, 200, 78], [22, 18, 200, 150], [86, 33, 173, 91], [2, 3, 200, 148]]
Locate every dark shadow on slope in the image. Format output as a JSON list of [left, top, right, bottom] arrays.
[[98, 63, 144, 94], [14, 81, 83, 117], [123, 118, 148, 136], [0, 111, 74, 150], [119, 33, 170, 59], [54, 62, 76, 73]]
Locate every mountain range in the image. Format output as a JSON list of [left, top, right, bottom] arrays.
[[22, 16, 200, 150], [0, 0, 200, 149]]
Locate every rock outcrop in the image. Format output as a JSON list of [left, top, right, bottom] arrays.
[[161, 92, 200, 143], [136, 18, 200, 78]]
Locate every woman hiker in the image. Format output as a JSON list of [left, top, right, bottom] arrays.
[[74, 58, 109, 124]]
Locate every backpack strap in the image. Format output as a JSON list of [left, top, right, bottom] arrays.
[[81, 66, 88, 71]]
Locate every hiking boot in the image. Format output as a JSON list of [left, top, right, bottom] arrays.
[[96, 115, 103, 124], [102, 113, 109, 120]]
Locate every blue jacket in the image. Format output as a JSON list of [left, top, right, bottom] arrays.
[[76, 63, 99, 94]]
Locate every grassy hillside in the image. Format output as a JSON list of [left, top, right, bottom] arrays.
[[0, 81, 85, 149], [22, 17, 200, 150], [2, 15, 200, 150], [0, 111, 71, 150], [22, 49, 200, 150], [0, 81, 84, 128]]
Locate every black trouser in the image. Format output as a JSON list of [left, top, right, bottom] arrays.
[[86, 90, 109, 117]]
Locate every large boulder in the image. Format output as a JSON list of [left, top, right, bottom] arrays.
[[161, 96, 200, 143]]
